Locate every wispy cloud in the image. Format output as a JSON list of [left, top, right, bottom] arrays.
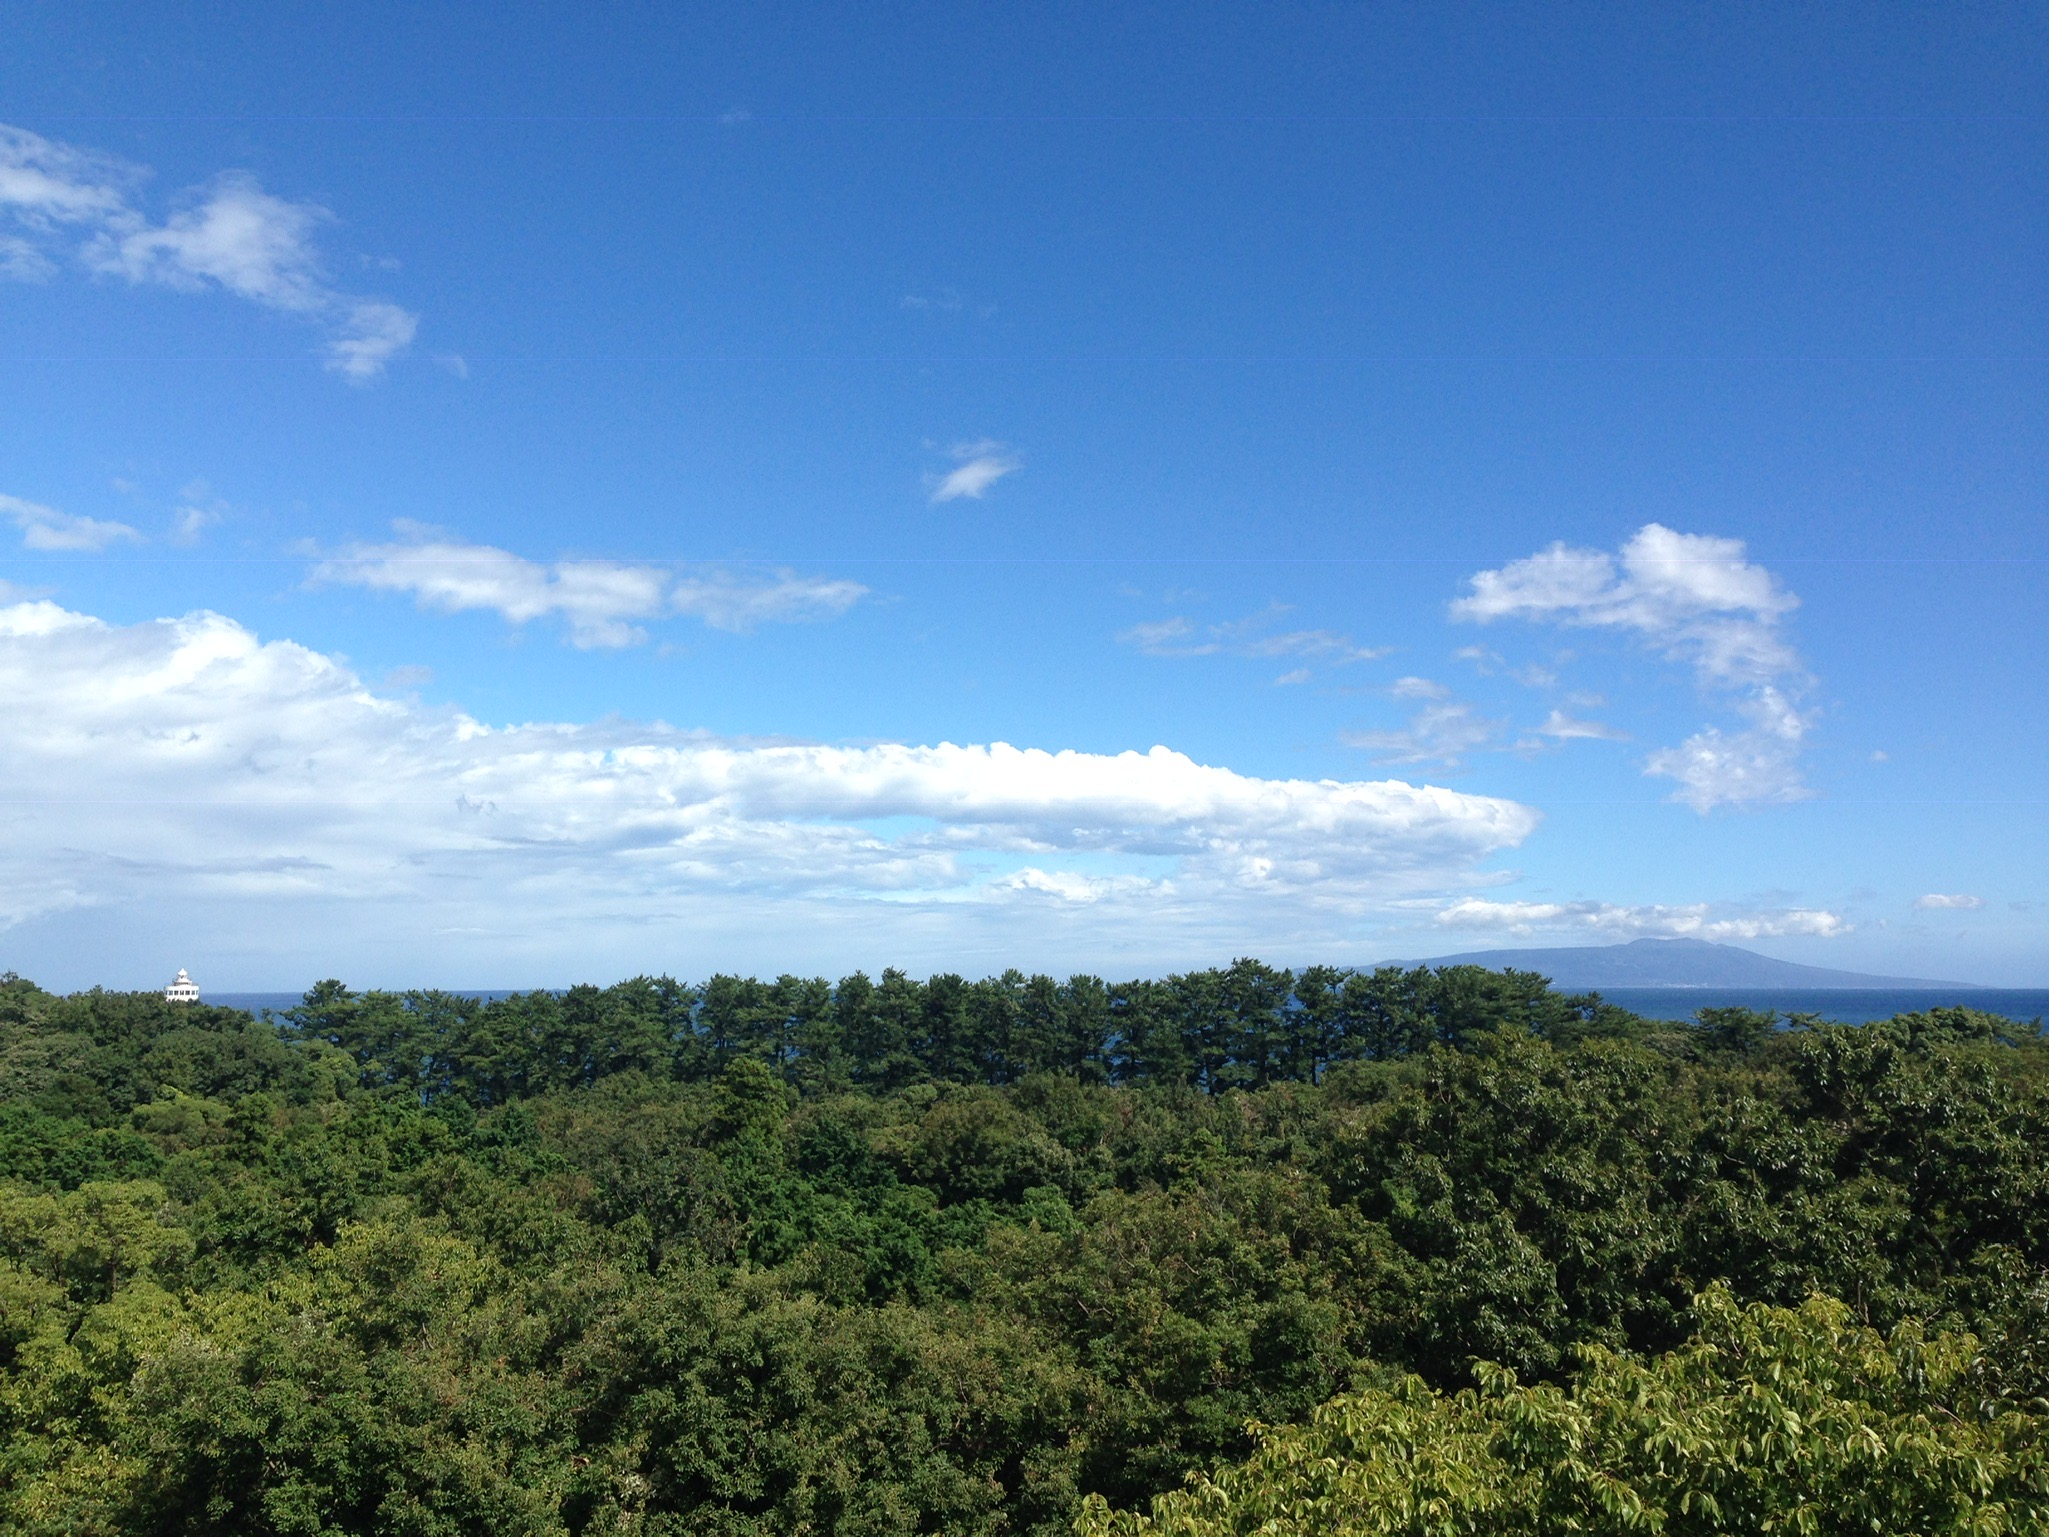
[[668, 568, 871, 632], [1915, 893, 1984, 911], [312, 526, 867, 648], [901, 288, 996, 319], [1390, 676, 1448, 700], [1, 492, 142, 552], [1526, 708, 1628, 743], [1350, 679, 1625, 766], [0, 597, 1541, 972], [1344, 697, 1501, 768], [1119, 606, 1389, 674], [172, 506, 219, 543], [0, 124, 418, 380], [1452, 645, 1558, 688], [1437, 896, 1849, 940], [169, 480, 229, 545], [928, 440, 1021, 503], [1455, 524, 1810, 812]]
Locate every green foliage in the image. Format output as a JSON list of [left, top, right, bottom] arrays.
[[1077, 1288, 2049, 1535], [0, 967, 2040, 1533], [268, 962, 1672, 1108]]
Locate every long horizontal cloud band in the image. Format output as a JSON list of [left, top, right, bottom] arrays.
[[1437, 897, 1846, 941], [0, 601, 1538, 936], [311, 532, 867, 646]]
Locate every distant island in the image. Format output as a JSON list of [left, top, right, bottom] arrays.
[[1406, 936, 1980, 991]]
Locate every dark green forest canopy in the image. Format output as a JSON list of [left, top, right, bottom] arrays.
[[0, 963, 2044, 1534]]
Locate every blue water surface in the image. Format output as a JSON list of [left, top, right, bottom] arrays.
[[1596, 989, 2048, 1026]]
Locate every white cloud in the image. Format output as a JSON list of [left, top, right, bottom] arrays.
[[327, 300, 420, 381], [1643, 695, 1809, 813], [1437, 897, 1849, 941], [1, 492, 142, 552], [168, 481, 229, 545], [1342, 677, 1505, 768], [993, 868, 1153, 904], [1356, 687, 1625, 768], [0, 235, 54, 281], [1390, 676, 1449, 700], [929, 440, 1022, 503], [0, 125, 417, 380], [312, 528, 867, 647], [1452, 645, 1558, 689], [1344, 700, 1501, 768], [1455, 524, 1811, 812], [1529, 709, 1628, 743], [1915, 893, 1984, 911], [1119, 606, 1388, 669], [902, 290, 995, 319], [670, 569, 869, 631], [90, 171, 333, 309], [1452, 524, 1795, 646], [0, 598, 1541, 979], [172, 505, 220, 544], [0, 124, 137, 229]]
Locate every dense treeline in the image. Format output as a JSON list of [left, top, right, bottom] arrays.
[[0, 964, 2044, 1533], [286, 961, 1646, 1102]]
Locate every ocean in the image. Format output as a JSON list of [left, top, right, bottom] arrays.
[[1596, 988, 2048, 1026], [210, 987, 2048, 1029]]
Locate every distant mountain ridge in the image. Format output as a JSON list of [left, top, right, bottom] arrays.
[[1403, 937, 1979, 991]]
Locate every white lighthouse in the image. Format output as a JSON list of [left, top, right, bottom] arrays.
[[164, 969, 200, 1004]]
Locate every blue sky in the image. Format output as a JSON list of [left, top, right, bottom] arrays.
[[1, 2, 2043, 988]]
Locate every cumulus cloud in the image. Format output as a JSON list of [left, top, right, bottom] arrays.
[[1437, 897, 1848, 941], [1455, 524, 1811, 812], [312, 527, 867, 647], [928, 440, 1021, 503], [0, 124, 417, 380], [1, 492, 142, 552], [1642, 706, 1806, 812], [1452, 523, 1795, 655], [0, 598, 1540, 977], [1916, 893, 1985, 911]]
